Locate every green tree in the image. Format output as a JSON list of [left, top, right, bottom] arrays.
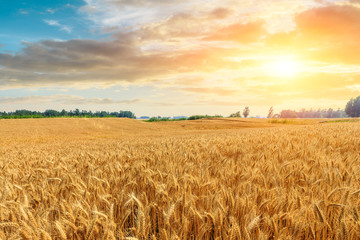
[[118, 111, 136, 118], [44, 109, 60, 117], [345, 96, 360, 117], [229, 111, 241, 118], [60, 109, 67, 116], [267, 107, 274, 118], [243, 107, 250, 118]]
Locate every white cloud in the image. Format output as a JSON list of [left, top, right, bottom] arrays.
[[60, 26, 72, 33], [46, 8, 56, 14], [78, 0, 334, 33], [18, 9, 29, 15], [0, 95, 141, 105], [79, 0, 213, 29], [44, 19, 60, 26], [44, 19, 72, 33]]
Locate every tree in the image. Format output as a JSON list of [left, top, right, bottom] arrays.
[[44, 109, 60, 117], [243, 107, 250, 118], [118, 111, 136, 119], [326, 108, 333, 118], [267, 107, 274, 118], [229, 111, 241, 118], [345, 96, 360, 117], [60, 109, 67, 116], [280, 110, 298, 118]]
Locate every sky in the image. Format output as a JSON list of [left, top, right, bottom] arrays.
[[1, 0, 360, 117]]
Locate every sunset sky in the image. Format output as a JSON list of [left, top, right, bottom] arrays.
[[1, 0, 360, 117]]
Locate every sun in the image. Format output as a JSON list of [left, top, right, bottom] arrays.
[[264, 57, 302, 77]]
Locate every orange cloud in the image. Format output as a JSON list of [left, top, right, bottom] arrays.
[[267, 5, 360, 64], [296, 5, 360, 42], [204, 21, 265, 43], [208, 8, 233, 19], [180, 87, 237, 96]]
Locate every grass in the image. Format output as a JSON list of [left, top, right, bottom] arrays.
[[322, 118, 360, 123], [144, 117, 187, 122], [268, 118, 328, 125], [268, 119, 295, 124], [0, 118, 359, 239], [144, 115, 223, 122]]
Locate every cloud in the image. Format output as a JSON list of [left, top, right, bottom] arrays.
[[209, 8, 233, 19], [45, 4, 76, 14], [18, 9, 29, 15], [346, 84, 360, 93], [44, 19, 60, 26], [295, 5, 360, 42], [0, 95, 141, 105], [46, 8, 56, 14], [204, 21, 265, 43], [0, 33, 238, 88], [79, 5, 98, 13], [180, 87, 238, 96], [0, 38, 135, 72], [266, 5, 360, 64], [298, 5, 360, 64], [244, 72, 360, 104], [191, 99, 249, 106], [79, 0, 240, 30], [44, 19, 72, 33], [100, 0, 175, 6]]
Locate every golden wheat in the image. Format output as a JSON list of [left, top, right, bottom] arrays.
[[0, 118, 359, 239]]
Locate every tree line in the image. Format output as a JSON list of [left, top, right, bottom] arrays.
[[1, 96, 360, 120], [0, 109, 136, 119], [229, 107, 347, 119], [278, 96, 360, 118], [229, 96, 360, 119], [279, 108, 347, 118]]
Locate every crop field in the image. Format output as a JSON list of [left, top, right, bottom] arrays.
[[0, 118, 359, 239]]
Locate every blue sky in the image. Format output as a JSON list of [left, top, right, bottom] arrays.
[[1, 0, 359, 117], [0, 1, 90, 52]]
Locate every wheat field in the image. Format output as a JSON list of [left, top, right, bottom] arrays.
[[0, 118, 359, 239]]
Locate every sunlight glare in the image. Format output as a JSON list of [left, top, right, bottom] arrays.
[[265, 57, 302, 77]]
